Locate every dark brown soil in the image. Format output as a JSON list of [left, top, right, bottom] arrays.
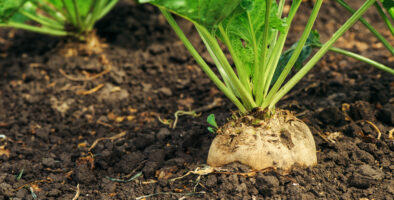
[[0, 1, 393, 199]]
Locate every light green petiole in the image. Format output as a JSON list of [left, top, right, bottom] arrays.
[[159, 8, 247, 113], [374, 1, 394, 35], [72, 0, 82, 32], [269, 0, 378, 109], [262, 0, 323, 109], [253, 0, 272, 101], [268, 0, 286, 58], [327, 46, 394, 75], [97, 0, 119, 20], [0, 22, 68, 36], [86, 0, 107, 30], [218, 25, 251, 93], [61, 0, 76, 26], [334, 0, 393, 55], [197, 26, 240, 101], [256, 0, 301, 106], [196, 24, 257, 110], [19, 10, 64, 30]]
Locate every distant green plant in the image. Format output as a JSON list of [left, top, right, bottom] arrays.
[[0, 0, 119, 40], [335, 0, 393, 55]]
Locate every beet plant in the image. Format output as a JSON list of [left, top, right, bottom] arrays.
[[0, 0, 118, 40], [139, 0, 393, 171]]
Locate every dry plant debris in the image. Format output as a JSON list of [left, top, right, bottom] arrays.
[[342, 103, 383, 140], [88, 131, 126, 151], [105, 172, 142, 183], [76, 84, 104, 95], [158, 98, 222, 129], [72, 184, 80, 200]]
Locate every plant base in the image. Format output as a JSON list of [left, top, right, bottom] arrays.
[[59, 30, 107, 57], [207, 110, 317, 171]]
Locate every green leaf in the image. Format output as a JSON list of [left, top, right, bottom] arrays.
[[381, 0, 394, 20], [0, 0, 63, 24], [271, 30, 321, 85], [54, 0, 93, 18], [216, 0, 286, 79], [381, 0, 394, 9], [45, 0, 62, 9], [207, 126, 216, 133], [240, 0, 253, 11], [207, 113, 218, 128], [139, 0, 242, 31], [0, 0, 27, 23]]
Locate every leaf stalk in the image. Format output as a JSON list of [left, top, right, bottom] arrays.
[[159, 8, 247, 113], [269, 0, 378, 109], [263, 0, 323, 108]]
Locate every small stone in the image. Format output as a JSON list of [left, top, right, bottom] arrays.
[[370, 84, 390, 104], [23, 93, 40, 104], [387, 181, 394, 194], [355, 150, 374, 164], [318, 107, 346, 125], [48, 173, 64, 183], [142, 83, 152, 93], [0, 174, 6, 183], [236, 182, 247, 193], [148, 149, 165, 164], [134, 134, 155, 149], [344, 124, 363, 138], [349, 165, 384, 189], [50, 97, 75, 117], [256, 175, 279, 195], [42, 157, 57, 168], [149, 43, 165, 55], [102, 182, 117, 193], [164, 158, 185, 166], [355, 41, 368, 52], [59, 152, 71, 163], [75, 164, 96, 184], [78, 59, 100, 70], [49, 135, 62, 144], [142, 161, 160, 178], [350, 101, 375, 121], [205, 175, 217, 187], [15, 188, 27, 198], [358, 165, 384, 180], [158, 87, 172, 96], [157, 128, 171, 141], [329, 71, 345, 85], [98, 84, 129, 103], [301, 193, 315, 200], [0, 183, 13, 196], [377, 104, 394, 125], [114, 152, 145, 173], [36, 127, 50, 141], [109, 69, 126, 85], [48, 189, 61, 197], [338, 60, 348, 68]]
